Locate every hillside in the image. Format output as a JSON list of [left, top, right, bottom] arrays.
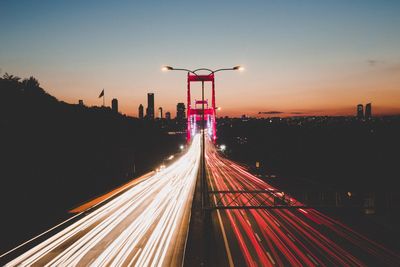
[[0, 74, 184, 252]]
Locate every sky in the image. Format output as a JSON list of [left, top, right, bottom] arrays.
[[1, 0, 400, 117]]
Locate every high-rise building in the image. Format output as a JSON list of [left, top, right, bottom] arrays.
[[138, 104, 144, 119], [165, 111, 171, 120], [158, 107, 163, 119], [146, 93, 155, 120], [357, 104, 364, 119], [365, 103, 372, 120], [111, 98, 118, 113], [176, 102, 186, 121]]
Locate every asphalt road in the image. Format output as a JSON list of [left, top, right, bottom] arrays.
[[4, 135, 201, 266], [206, 141, 400, 266]]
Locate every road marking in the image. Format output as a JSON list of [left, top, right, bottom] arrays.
[[287, 233, 296, 242], [255, 233, 262, 242], [307, 253, 319, 266], [299, 208, 308, 214], [210, 175, 235, 267], [267, 252, 276, 265], [216, 209, 235, 267], [128, 248, 142, 266]]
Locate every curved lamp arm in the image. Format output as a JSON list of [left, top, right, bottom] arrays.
[[163, 65, 243, 76], [162, 66, 198, 76]]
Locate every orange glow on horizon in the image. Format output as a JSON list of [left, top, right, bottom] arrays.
[[38, 60, 400, 119]]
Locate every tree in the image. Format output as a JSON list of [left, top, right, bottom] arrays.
[[23, 76, 40, 88], [2, 72, 21, 82]]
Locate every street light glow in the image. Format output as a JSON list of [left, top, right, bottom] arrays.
[[162, 66, 173, 71], [233, 65, 244, 71]]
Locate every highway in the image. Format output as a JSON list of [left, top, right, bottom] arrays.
[[206, 141, 400, 266], [5, 135, 201, 267]]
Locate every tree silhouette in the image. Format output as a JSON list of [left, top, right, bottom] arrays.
[[3, 72, 21, 82], [23, 76, 40, 88]]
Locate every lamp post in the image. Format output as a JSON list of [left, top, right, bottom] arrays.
[[163, 65, 243, 209]]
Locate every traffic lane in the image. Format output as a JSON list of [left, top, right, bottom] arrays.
[[208, 156, 344, 266], [208, 158, 306, 266], [224, 161, 400, 265], [214, 157, 396, 262], [209, 159, 349, 265], [12, 176, 167, 266], [207, 157, 277, 266]]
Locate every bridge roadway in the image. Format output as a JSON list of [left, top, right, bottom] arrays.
[[206, 141, 400, 266], [4, 134, 400, 266], [5, 136, 201, 266]]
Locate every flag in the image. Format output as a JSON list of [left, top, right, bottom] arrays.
[[98, 89, 104, 98]]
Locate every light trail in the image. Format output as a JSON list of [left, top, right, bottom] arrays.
[[206, 141, 400, 266], [5, 135, 201, 267]]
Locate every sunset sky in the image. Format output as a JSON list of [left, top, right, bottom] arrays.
[[1, 0, 400, 117]]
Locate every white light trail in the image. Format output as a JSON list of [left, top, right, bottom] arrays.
[[6, 135, 201, 267]]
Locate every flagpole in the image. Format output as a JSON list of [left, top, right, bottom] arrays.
[[99, 89, 105, 107]]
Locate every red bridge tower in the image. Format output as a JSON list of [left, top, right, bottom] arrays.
[[186, 73, 217, 143]]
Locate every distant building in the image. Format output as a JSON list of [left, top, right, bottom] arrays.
[[78, 100, 84, 106], [111, 98, 118, 113], [365, 103, 372, 120], [158, 107, 163, 119], [176, 102, 186, 120], [138, 104, 144, 119], [357, 104, 364, 119], [165, 111, 171, 120], [146, 93, 155, 120]]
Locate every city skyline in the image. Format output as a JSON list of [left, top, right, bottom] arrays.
[[1, 1, 400, 117]]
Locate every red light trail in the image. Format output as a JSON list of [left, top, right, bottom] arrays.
[[206, 141, 400, 266]]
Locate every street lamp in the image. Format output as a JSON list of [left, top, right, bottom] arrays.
[[162, 66, 174, 71], [163, 65, 242, 209]]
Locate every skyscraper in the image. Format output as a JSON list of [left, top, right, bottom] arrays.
[[165, 111, 171, 120], [365, 103, 372, 120], [138, 104, 144, 119], [158, 107, 163, 119], [146, 93, 154, 120], [357, 104, 364, 119], [111, 98, 118, 113], [176, 102, 185, 121]]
